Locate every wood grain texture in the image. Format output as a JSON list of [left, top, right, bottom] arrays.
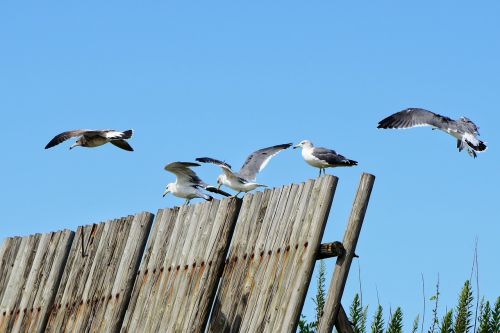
[[0, 230, 74, 333], [45, 212, 154, 333], [208, 175, 338, 333], [120, 197, 241, 333], [317, 173, 375, 333]]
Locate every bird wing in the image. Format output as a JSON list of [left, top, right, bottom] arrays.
[[164, 162, 204, 185], [377, 108, 454, 130], [312, 147, 357, 166], [44, 129, 91, 149], [110, 140, 134, 151], [195, 157, 238, 181], [195, 157, 232, 170], [458, 117, 480, 135], [237, 143, 292, 181]]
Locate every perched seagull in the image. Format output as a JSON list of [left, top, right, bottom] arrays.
[[45, 129, 134, 151], [163, 162, 231, 205], [196, 143, 292, 196], [377, 108, 487, 158], [293, 140, 357, 176]]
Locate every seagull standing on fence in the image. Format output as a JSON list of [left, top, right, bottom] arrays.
[[45, 129, 134, 151], [293, 140, 358, 177], [163, 162, 231, 205], [377, 108, 487, 158], [196, 143, 292, 197]]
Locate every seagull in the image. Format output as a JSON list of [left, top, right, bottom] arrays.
[[196, 143, 292, 196], [45, 129, 134, 151], [163, 162, 231, 205], [377, 108, 487, 158], [293, 140, 357, 176]]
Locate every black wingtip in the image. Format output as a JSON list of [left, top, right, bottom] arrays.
[[377, 115, 396, 129], [122, 129, 134, 139], [205, 186, 232, 197], [196, 157, 232, 169]]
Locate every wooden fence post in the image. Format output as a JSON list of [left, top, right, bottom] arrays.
[[317, 173, 375, 333]]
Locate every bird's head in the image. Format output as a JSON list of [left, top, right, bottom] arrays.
[[69, 139, 82, 150], [163, 183, 173, 197], [293, 140, 312, 149], [216, 175, 225, 190]]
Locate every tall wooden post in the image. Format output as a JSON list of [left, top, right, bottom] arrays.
[[317, 173, 375, 333]]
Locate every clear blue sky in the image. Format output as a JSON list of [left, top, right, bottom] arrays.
[[1, 1, 499, 329]]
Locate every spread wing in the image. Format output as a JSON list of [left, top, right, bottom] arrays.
[[44, 129, 90, 149], [377, 108, 455, 130], [195, 157, 232, 170], [164, 162, 204, 186], [237, 143, 292, 181], [196, 157, 240, 183], [110, 140, 134, 151]]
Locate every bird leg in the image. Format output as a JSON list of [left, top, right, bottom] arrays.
[[233, 192, 241, 198], [184, 199, 191, 206]]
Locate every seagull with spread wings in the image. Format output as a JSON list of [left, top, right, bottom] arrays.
[[293, 140, 358, 177], [45, 129, 134, 151], [377, 108, 487, 158], [196, 143, 292, 196], [163, 162, 231, 205]]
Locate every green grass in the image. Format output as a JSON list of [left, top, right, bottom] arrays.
[[298, 270, 499, 333]]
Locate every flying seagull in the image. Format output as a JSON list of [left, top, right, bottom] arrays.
[[377, 108, 487, 158], [45, 129, 134, 151], [163, 162, 231, 205], [196, 143, 292, 196], [293, 140, 357, 177]]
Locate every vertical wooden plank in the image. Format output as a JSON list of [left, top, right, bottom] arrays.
[[317, 173, 375, 333], [0, 230, 74, 333], [120, 197, 241, 333], [208, 175, 338, 333], [45, 211, 154, 333]]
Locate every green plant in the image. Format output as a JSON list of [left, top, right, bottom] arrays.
[[492, 297, 500, 333], [439, 310, 453, 333], [350, 293, 368, 333], [454, 280, 474, 333], [371, 304, 384, 333], [478, 299, 491, 333], [386, 307, 403, 333], [411, 315, 419, 333]]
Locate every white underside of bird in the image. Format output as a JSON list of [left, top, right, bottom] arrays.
[[300, 147, 330, 168], [164, 182, 211, 201], [217, 172, 265, 193]]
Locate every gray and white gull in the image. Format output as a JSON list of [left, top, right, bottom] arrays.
[[163, 162, 231, 205], [294, 140, 358, 176], [196, 143, 292, 196], [45, 129, 134, 151], [377, 108, 487, 158]]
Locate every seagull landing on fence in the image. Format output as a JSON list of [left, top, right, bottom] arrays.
[[45, 129, 134, 151], [196, 143, 292, 197], [293, 140, 358, 177], [163, 162, 231, 205], [377, 108, 487, 158]]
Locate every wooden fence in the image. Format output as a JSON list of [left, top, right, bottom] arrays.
[[0, 174, 375, 333]]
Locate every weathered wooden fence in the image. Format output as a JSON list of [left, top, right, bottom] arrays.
[[0, 230, 73, 333], [122, 198, 240, 332], [0, 174, 375, 333], [45, 212, 154, 332]]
